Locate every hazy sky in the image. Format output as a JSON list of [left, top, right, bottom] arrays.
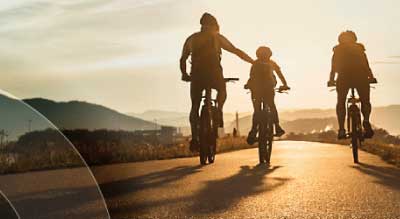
[[1, 0, 400, 113]]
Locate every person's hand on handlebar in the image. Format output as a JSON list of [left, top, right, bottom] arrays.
[[181, 73, 191, 82], [368, 77, 378, 84], [278, 84, 290, 92], [327, 80, 336, 87]]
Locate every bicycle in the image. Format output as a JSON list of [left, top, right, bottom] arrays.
[[328, 78, 377, 163], [247, 85, 290, 165], [185, 77, 239, 165]]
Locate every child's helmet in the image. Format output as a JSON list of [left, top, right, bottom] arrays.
[[338, 30, 357, 44], [256, 46, 272, 59]]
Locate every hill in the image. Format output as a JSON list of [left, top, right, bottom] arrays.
[[230, 106, 400, 135], [24, 98, 156, 131], [0, 95, 158, 140]]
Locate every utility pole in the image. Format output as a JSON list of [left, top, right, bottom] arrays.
[[236, 111, 240, 137]]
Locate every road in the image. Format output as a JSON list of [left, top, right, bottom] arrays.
[[93, 141, 400, 219]]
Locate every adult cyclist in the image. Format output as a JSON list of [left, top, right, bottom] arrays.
[[180, 13, 254, 151], [328, 30, 377, 139]]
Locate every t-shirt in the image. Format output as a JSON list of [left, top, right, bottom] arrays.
[[248, 59, 279, 89], [331, 43, 372, 84]]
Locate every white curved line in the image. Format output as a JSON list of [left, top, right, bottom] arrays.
[[0, 190, 21, 219], [0, 90, 111, 219]]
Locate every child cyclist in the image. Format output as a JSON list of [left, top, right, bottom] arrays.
[[245, 46, 290, 145]]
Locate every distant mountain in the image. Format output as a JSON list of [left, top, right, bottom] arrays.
[[23, 98, 156, 132], [129, 110, 251, 130], [0, 94, 51, 140], [128, 110, 188, 127], [230, 106, 400, 135]]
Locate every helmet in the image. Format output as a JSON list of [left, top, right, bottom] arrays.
[[256, 46, 272, 59], [200, 13, 218, 27], [338, 30, 357, 44]]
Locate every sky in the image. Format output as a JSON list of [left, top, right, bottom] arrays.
[[1, 0, 400, 114]]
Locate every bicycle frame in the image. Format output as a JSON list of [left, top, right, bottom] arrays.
[[198, 77, 239, 165], [346, 87, 363, 163], [258, 102, 274, 164]]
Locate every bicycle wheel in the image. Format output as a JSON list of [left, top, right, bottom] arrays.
[[266, 116, 274, 164], [258, 111, 268, 164], [199, 106, 210, 165], [350, 110, 361, 164], [207, 107, 218, 164]]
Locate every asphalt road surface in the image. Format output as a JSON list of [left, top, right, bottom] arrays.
[[93, 141, 400, 219], [1, 141, 399, 219]]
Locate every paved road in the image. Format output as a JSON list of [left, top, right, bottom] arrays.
[[93, 141, 400, 219]]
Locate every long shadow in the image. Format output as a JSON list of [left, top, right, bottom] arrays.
[[100, 165, 202, 200], [3, 186, 108, 219], [107, 165, 291, 218], [352, 163, 400, 191], [187, 165, 291, 215]]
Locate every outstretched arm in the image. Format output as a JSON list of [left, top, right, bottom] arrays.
[[219, 35, 254, 64], [272, 62, 288, 86]]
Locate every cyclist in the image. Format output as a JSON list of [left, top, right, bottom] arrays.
[[245, 46, 289, 145], [180, 13, 254, 151], [327, 30, 376, 139]]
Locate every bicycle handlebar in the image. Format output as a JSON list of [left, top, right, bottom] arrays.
[[224, 77, 239, 82], [327, 78, 378, 87]]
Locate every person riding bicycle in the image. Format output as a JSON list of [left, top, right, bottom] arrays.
[[180, 13, 254, 151], [245, 46, 289, 145], [327, 30, 376, 139]]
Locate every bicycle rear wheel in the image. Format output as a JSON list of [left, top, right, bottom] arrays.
[[207, 107, 218, 164], [266, 118, 274, 164], [199, 107, 210, 165], [350, 111, 362, 164], [258, 111, 268, 164]]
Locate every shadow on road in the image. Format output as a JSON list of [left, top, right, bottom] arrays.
[[100, 165, 202, 199], [352, 163, 400, 191], [104, 164, 291, 218], [2, 186, 107, 219], [188, 165, 290, 215]]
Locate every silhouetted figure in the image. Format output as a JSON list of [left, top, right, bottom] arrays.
[[245, 46, 289, 145], [328, 30, 376, 139], [180, 13, 254, 151]]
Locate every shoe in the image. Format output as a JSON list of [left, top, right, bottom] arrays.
[[247, 129, 257, 145], [274, 125, 286, 137], [189, 139, 199, 152], [363, 121, 374, 139], [337, 129, 346, 139]]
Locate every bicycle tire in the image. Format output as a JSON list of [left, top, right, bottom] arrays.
[[208, 107, 218, 163], [266, 116, 274, 164], [258, 111, 268, 164], [199, 107, 210, 165], [350, 110, 361, 164]]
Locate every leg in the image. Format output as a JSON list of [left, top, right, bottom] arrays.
[[251, 95, 262, 131], [357, 83, 374, 138], [190, 82, 202, 148], [356, 83, 371, 122], [247, 92, 261, 145], [336, 82, 349, 132], [215, 77, 227, 128], [264, 89, 285, 136]]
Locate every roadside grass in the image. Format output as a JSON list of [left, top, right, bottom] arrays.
[[285, 130, 400, 167]]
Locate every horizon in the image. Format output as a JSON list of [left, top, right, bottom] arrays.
[[14, 94, 400, 115], [1, 0, 399, 113]]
